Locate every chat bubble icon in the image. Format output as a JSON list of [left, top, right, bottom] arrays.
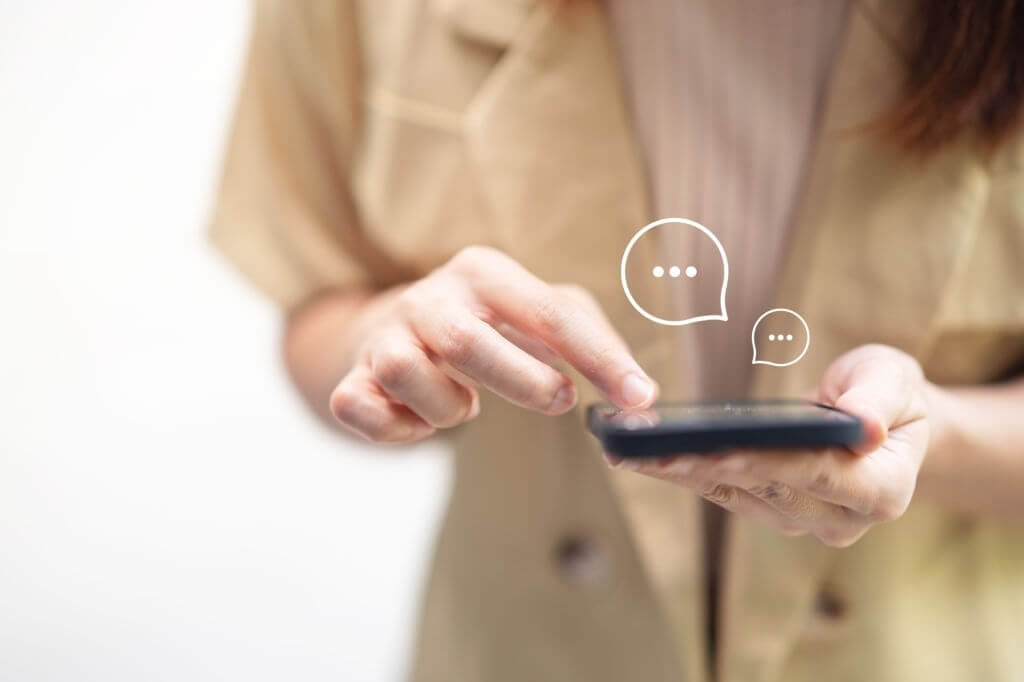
[[751, 308, 810, 367], [620, 218, 729, 326]]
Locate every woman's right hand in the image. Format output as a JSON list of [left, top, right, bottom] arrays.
[[329, 246, 658, 443]]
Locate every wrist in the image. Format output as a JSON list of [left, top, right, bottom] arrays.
[[917, 379, 959, 487], [283, 285, 390, 418]]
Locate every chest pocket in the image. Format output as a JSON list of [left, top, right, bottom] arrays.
[[926, 169, 1024, 384], [350, 0, 531, 275]]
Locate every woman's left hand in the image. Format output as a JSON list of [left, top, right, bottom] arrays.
[[609, 344, 932, 547]]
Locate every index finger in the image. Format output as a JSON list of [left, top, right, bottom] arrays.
[[454, 248, 658, 409]]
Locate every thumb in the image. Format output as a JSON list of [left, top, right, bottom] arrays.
[[824, 348, 922, 455]]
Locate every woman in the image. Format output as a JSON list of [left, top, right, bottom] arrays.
[[210, 1, 1024, 680]]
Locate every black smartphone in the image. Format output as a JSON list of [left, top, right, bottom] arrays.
[[587, 400, 863, 458]]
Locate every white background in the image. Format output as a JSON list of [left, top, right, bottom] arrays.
[[0, 3, 450, 680]]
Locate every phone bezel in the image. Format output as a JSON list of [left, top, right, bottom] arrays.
[[587, 399, 864, 457]]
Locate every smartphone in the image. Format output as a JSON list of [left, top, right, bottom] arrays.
[[587, 399, 863, 458]]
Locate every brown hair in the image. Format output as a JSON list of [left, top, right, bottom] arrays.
[[875, 0, 1024, 154], [553, 0, 1024, 155]]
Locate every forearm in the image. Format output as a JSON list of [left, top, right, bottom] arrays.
[[282, 285, 404, 427], [918, 376, 1024, 522]]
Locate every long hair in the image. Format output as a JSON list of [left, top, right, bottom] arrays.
[[873, 0, 1024, 154], [552, 0, 1024, 155]]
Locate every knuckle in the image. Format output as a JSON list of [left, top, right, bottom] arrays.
[[702, 484, 737, 507], [749, 482, 794, 505], [395, 284, 425, 311], [536, 292, 585, 346], [505, 367, 564, 411], [860, 471, 912, 521], [399, 280, 456, 317], [371, 344, 420, 391], [867, 504, 900, 523], [850, 474, 883, 514], [533, 291, 575, 338], [859, 342, 892, 356], [587, 345, 619, 374], [867, 490, 911, 522], [449, 245, 503, 274], [534, 375, 568, 410], [435, 317, 479, 366]]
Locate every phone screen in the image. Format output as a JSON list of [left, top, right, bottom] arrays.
[[593, 401, 858, 431]]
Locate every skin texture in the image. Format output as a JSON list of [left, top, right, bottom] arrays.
[[284, 248, 1024, 542], [286, 246, 658, 441], [612, 344, 1024, 543], [609, 344, 931, 546]]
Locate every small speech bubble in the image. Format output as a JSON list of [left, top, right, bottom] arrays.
[[751, 308, 810, 367], [620, 218, 729, 326]]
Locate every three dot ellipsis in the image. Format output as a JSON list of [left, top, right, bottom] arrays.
[[652, 265, 698, 279]]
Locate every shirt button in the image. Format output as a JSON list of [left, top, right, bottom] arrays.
[[553, 534, 609, 586], [813, 589, 847, 621]]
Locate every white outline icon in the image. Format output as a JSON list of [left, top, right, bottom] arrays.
[[751, 308, 810, 367], [620, 218, 729, 326]]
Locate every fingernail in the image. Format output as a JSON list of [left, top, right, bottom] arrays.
[[467, 396, 481, 420], [548, 384, 577, 414], [621, 373, 655, 408]]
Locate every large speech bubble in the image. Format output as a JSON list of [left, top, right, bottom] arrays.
[[751, 308, 810, 367], [620, 218, 729, 326]]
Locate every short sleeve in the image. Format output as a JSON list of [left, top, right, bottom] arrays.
[[208, 0, 386, 309]]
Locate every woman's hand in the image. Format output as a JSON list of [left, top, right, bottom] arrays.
[[611, 344, 932, 547], [329, 246, 658, 443]]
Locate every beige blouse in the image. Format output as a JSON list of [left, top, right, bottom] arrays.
[[606, 0, 851, 399], [606, 2, 853, 658]]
